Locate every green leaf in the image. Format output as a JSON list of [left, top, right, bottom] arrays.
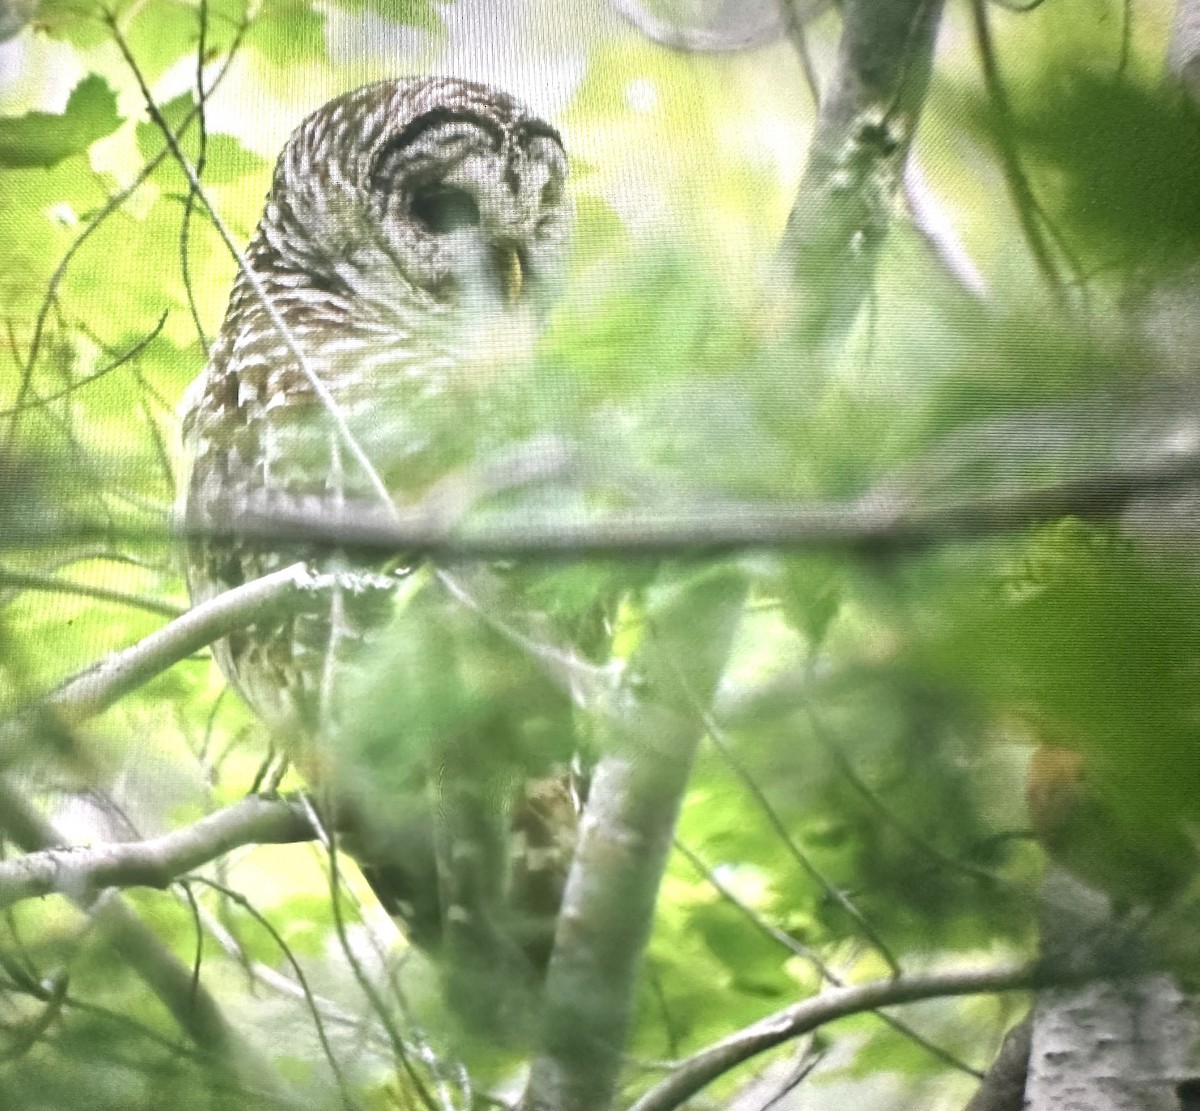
[[0, 75, 122, 169], [243, 0, 327, 64], [326, 0, 450, 30], [135, 92, 269, 185], [120, 0, 207, 84], [1004, 76, 1200, 278], [35, 0, 110, 45], [0, 153, 109, 320]]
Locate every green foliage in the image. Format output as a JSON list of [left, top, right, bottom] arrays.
[[135, 93, 269, 185], [3, 0, 1200, 1106], [0, 76, 121, 168], [240, 0, 328, 64], [329, 0, 450, 29]]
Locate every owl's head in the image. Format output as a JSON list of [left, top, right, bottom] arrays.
[[254, 76, 571, 319]]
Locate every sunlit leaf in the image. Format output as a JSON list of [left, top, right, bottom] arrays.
[[0, 75, 121, 168]]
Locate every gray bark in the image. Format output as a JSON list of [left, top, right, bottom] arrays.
[[780, 0, 946, 357], [1168, 0, 1200, 99], [1024, 870, 1200, 1111], [521, 567, 748, 1111]]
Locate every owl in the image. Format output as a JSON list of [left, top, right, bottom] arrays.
[[180, 77, 577, 1002]]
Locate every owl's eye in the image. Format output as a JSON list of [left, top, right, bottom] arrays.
[[410, 185, 481, 234]]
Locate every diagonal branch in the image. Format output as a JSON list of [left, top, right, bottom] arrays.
[[903, 156, 989, 299], [0, 562, 316, 770], [629, 962, 1041, 1111], [0, 794, 312, 910]]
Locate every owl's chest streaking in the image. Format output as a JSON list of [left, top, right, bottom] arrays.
[[182, 283, 475, 732]]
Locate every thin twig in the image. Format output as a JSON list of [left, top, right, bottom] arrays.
[[106, 14, 394, 514], [181, 0, 213, 356], [306, 798, 446, 1111], [0, 568, 183, 618], [0, 313, 167, 418], [968, 0, 1070, 296], [0, 776, 292, 1098], [186, 875, 360, 1109], [7, 17, 247, 446], [673, 840, 983, 1077], [809, 711, 1003, 886], [690, 697, 901, 974]]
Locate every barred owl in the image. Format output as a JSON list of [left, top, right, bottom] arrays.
[[180, 77, 577, 1000]]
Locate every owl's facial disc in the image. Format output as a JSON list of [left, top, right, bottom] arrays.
[[404, 183, 523, 303], [370, 109, 569, 310]]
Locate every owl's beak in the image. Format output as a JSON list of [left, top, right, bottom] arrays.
[[492, 241, 523, 305]]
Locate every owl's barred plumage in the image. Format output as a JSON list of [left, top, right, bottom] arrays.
[[180, 77, 577, 991]]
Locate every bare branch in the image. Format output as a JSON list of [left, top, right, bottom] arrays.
[[48, 562, 314, 721], [0, 562, 315, 769], [522, 567, 748, 1111], [629, 962, 1040, 1111], [1168, 0, 1200, 99], [0, 795, 312, 910], [179, 445, 1200, 561], [963, 1016, 1032, 1111], [0, 778, 293, 1101], [903, 157, 989, 299]]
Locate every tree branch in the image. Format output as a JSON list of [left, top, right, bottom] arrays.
[[0, 777, 295, 1102], [183, 446, 1200, 561], [963, 1015, 1032, 1111], [0, 794, 312, 910], [629, 962, 1040, 1111], [1168, 0, 1200, 99], [780, 0, 946, 355], [0, 561, 316, 769], [903, 156, 989, 299], [522, 566, 748, 1111]]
